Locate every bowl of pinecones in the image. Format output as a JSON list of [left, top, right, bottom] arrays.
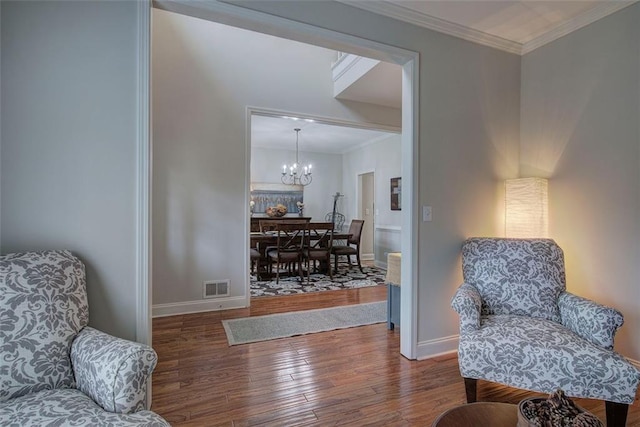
[[518, 390, 603, 427], [265, 204, 287, 217]]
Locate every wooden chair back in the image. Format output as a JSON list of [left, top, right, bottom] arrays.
[[347, 219, 365, 246], [308, 222, 335, 250], [273, 220, 309, 252]]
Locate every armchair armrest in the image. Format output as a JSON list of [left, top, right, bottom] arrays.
[[70, 327, 158, 414], [451, 283, 482, 333], [558, 292, 624, 350]]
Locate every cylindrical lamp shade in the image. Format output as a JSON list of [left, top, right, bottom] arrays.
[[505, 178, 548, 238]]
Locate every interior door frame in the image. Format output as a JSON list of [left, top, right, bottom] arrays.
[[246, 108, 400, 307], [148, 0, 420, 359]]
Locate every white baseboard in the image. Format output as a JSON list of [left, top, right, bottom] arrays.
[[361, 253, 374, 261], [152, 295, 247, 317], [374, 260, 387, 269], [416, 334, 459, 360]]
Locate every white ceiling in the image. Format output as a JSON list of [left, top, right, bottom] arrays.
[[391, 1, 602, 44], [252, 1, 635, 151], [251, 115, 397, 154], [345, 0, 635, 54]]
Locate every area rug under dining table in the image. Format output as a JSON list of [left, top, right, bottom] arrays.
[[250, 265, 387, 297]]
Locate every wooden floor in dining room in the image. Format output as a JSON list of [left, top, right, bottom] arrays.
[[151, 285, 640, 426]]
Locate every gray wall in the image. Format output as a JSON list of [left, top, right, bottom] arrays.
[[154, 2, 521, 351], [521, 4, 640, 358], [152, 9, 401, 308], [342, 134, 402, 264], [0, 1, 140, 340]]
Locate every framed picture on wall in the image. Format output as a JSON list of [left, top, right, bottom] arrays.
[[390, 177, 401, 211]]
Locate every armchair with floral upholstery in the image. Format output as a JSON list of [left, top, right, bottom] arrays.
[[451, 238, 640, 427], [0, 250, 169, 426]]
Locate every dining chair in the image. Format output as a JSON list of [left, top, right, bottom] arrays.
[[250, 248, 261, 274], [331, 219, 365, 273], [266, 220, 309, 284], [304, 222, 335, 282]]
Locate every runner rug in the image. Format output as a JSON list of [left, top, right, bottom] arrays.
[[222, 301, 386, 345]]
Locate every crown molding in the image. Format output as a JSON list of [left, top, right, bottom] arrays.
[[338, 0, 638, 56], [338, 0, 522, 55], [521, 1, 636, 54]]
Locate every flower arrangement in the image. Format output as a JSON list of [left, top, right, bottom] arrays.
[[296, 201, 305, 217], [266, 204, 287, 217], [249, 200, 255, 215]]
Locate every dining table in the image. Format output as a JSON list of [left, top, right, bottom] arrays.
[[250, 224, 352, 281]]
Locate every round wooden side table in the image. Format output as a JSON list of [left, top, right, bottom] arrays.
[[432, 402, 518, 427]]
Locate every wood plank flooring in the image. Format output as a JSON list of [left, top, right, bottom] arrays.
[[152, 286, 640, 426]]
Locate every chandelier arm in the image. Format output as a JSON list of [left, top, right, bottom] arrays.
[[280, 127, 311, 187]]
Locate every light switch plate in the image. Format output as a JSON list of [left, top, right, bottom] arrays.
[[423, 206, 432, 222]]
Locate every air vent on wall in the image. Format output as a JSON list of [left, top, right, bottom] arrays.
[[203, 280, 230, 299]]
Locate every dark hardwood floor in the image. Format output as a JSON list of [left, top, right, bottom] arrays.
[[152, 285, 640, 426]]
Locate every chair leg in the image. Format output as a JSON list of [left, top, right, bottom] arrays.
[[606, 401, 628, 427], [464, 378, 477, 403], [356, 251, 362, 272]]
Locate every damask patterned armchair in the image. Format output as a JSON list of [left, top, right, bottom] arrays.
[[452, 238, 640, 427], [0, 250, 169, 426]]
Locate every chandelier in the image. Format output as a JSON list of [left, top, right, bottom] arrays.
[[281, 128, 312, 186]]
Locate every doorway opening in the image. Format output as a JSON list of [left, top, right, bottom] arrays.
[[357, 171, 375, 262], [148, 1, 419, 359], [249, 109, 398, 299]]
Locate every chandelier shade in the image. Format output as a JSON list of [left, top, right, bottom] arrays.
[[281, 128, 312, 186]]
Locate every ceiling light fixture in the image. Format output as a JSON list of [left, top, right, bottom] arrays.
[[281, 128, 312, 186]]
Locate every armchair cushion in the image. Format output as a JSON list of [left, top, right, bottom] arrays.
[[461, 238, 565, 322], [71, 327, 158, 414], [0, 250, 88, 402], [0, 389, 169, 426], [559, 292, 624, 350], [459, 314, 640, 404]]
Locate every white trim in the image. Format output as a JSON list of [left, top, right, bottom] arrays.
[[416, 335, 459, 360], [374, 260, 387, 269], [338, 0, 521, 55], [153, 0, 413, 64], [136, 0, 151, 347], [338, 0, 637, 56], [153, 296, 247, 318], [245, 111, 253, 309], [375, 224, 401, 232], [250, 106, 401, 134], [332, 53, 365, 81], [361, 253, 374, 261], [521, 2, 636, 54], [400, 57, 419, 360]]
